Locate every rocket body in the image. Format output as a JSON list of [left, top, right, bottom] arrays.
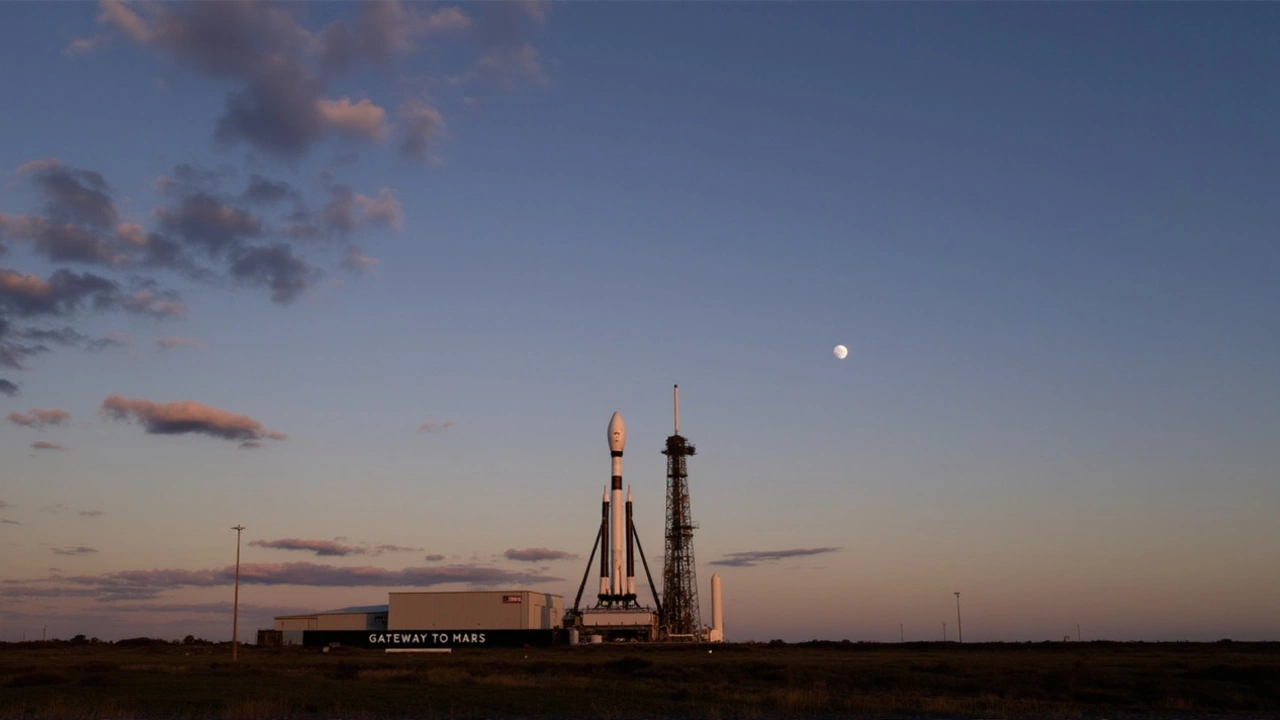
[[608, 412, 626, 597]]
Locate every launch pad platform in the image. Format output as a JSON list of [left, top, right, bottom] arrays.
[[570, 608, 658, 642]]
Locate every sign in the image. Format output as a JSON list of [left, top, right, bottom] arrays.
[[502, 594, 522, 604], [299, 629, 555, 649]]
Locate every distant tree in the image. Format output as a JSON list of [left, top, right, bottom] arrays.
[[183, 635, 196, 645]]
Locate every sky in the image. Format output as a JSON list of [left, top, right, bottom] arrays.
[[1, 1, 1278, 644]]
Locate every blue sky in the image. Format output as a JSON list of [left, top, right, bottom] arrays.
[[1, 1, 1277, 643]]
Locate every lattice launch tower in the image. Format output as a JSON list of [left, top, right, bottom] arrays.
[[661, 385, 701, 638]]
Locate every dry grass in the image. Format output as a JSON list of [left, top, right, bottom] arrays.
[[1, 640, 1278, 719]]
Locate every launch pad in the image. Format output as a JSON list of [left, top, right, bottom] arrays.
[[563, 388, 723, 643]]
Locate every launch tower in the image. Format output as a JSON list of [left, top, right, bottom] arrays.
[[661, 385, 701, 639]]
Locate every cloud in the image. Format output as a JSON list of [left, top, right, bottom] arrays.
[[341, 247, 379, 275], [31, 441, 68, 452], [21, 159, 118, 229], [0, 500, 10, 509], [251, 538, 423, 557], [313, 184, 403, 238], [239, 175, 297, 206], [122, 290, 187, 318], [424, 554, 445, 562], [0, 519, 19, 525], [417, 421, 454, 434], [153, 192, 263, 258], [156, 335, 200, 351], [99, 2, 410, 159], [79, 510, 107, 517], [146, 169, 324, 302], [100, 394, 287, 445], [0, 379, 17, 396], [41, 504, 69, 514], [98, 2, 541, 160], [455, 3, 550, 89], [228, 243, 319, 303], [106, 601, 314, 616], [66, 34, 110, 55], [52, 545, 97, 556], [0, 268, 121, 317], [0, 161, 131, 267], [8, 407, 71, 429], [708, 547, 842, 568], [373, 544, 422, 554], [251, 538, 364, 557], [399, 101, 445, 161], [504, 547, 578, 563], [41, 562, 562, 599], [316, 97, 390, 141], [18, 326, 128, 353]]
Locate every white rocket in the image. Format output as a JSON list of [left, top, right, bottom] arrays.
[[598, 412, 636, 603]]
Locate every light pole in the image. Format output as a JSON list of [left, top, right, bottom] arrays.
[[954, 591, 963, 644], [942, 621, 946, 641], [900, 623, 904, 643], [232, 525, 245, 662]]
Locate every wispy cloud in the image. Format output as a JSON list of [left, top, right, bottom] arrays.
[[10, 562, 565, 602], [79, 510, 106, 518], [8, 407, 71, 429], [155, 336, 201, 351], [106, 601, 314, 616], [250, 537, 422, 557], [417, 421, 454, 434], [504, 547, 578, 563], [52, 545, 98, 556], [424, 554, 446, 562], [100, 394, 286, 447], [31, 441, 68, 451], [708, 547, 842, 568]]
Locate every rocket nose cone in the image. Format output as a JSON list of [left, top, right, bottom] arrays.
[[608, 412, 627, 452]]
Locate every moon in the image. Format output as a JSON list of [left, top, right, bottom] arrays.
[[833, 344, 848, 360]]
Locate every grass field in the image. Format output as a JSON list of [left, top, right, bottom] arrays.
[[2, 640, 1278, 719]]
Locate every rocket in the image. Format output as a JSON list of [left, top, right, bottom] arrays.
[[608, 412, 626, 598], [592, 412, 639, 605]]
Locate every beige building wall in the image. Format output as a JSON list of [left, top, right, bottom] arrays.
[[389, 591, 563, 630], [275, 615, 318, 631], [316, 612, 377, 631]]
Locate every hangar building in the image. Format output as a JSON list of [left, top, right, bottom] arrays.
[[269, 591, 563, 649]]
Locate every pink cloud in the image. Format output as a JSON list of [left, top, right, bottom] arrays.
[[100, 394, 286, 445], [504, 547, 579, 563], [8, 408, 71, 429], [316, 97, 390, 141]]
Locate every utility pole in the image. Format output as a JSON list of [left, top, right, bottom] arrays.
[[942, 621, 947, 641], [1077, 623, 1081, 642], [900, 623, 904, 642], [954, 592, 963, 644], [231, 525, 245, 662]]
